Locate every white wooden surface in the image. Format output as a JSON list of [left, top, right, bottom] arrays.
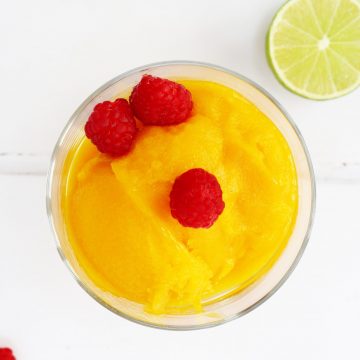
[[1, 0, 359, 359]]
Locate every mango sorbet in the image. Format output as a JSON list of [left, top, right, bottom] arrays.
[[63, 80, 298, 314]]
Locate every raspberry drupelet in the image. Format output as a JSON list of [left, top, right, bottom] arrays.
[[0, 348, 16, 360]]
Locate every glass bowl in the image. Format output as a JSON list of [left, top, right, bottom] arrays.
[[47, 61, 315, 330]]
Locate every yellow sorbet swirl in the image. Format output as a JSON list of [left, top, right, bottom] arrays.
[[63, 80, 298, 314]]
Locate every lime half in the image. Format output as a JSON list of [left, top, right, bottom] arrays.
[[267, 0, 360, 100]]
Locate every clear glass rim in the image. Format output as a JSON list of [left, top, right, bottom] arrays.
[[46, 60, 316, 331]]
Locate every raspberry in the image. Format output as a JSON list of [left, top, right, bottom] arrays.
[[85, 98, 137, 157], [0, 348, 16, 360], [129, 75, 193, 125], [170, 168, 225, 228]]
